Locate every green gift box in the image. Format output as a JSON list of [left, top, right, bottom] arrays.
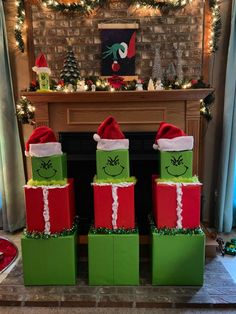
[[96, 150, 130, 180], [88, 232, 139, 285], [152, 231, 205, 285], [21, 231, 77, 285], [159, 150, 193, 179], [31, 153, 67, 183]]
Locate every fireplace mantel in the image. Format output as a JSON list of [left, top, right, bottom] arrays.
[[21, 89, 213, 175]]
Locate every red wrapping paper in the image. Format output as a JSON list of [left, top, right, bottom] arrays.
[[153, 179, 201, 229], [93, 183, 135, 229], [24, 179, 75, 233]]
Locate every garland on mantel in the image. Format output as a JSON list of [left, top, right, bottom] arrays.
[[14, 0, 222, 56]]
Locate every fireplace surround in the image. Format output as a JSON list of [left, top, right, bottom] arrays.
[[21, 89, 214, 236]]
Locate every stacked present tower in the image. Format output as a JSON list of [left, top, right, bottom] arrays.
[[21, 126, 77, 285], [151, 122, 205, 285], [88, 116, 139, 285]]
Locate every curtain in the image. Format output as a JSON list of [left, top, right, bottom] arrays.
[[216, 0, 236, 232], [0, 0, 25, 231]]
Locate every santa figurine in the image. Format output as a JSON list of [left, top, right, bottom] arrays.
[[32, 53, 51, 91]]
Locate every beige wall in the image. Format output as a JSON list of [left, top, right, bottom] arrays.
[[3, 0, 233, 225]]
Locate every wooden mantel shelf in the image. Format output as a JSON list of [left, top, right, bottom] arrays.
[[21, 88, 213, 175], [22, 89, 213, 103]]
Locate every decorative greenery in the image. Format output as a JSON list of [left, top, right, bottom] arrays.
[[129, 0, 190, 11], [15, 0, 221, 57], [27, 179, 67, 186], [41, 0, 105, 14], [14, 0, 25, 53], [209, 0, 221, 53], [93, 176, 137, 184], [156, 176, 199, 184], [149, 215, 203, 236], [90, 226, 138, 234], [16, 96, 35, 124], [200, 92, 215, 121], [24, 219, 78, 239]]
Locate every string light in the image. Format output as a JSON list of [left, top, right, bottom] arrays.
[[14, 0, 25, 52], [14, 0, 222, 58], [209, 0, 221, 53]]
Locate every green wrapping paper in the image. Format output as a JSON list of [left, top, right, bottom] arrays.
[[88, 232, 139, 285], [21, 231, 77, 285], [152, 231, 205, 285]]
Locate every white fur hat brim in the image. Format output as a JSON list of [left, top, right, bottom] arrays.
[[26, 142, 63, 157], [32, 66, 51, 75], [156, 136, 194, 151], [96, 139, 129, 151]]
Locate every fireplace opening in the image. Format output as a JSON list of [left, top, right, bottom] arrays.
[[60, 132, 158, 235]]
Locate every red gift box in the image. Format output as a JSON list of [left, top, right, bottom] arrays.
[[93, 182, 135, 229], [153, 178, 201, 229], [24, 179, 75, 233]]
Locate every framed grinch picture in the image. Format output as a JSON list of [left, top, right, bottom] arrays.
[[98, 23, 139, 78]]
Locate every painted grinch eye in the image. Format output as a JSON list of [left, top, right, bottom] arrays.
[[171, 156, 178, 166], [177, 155, 184, 165], [114, 156, 120, 165]]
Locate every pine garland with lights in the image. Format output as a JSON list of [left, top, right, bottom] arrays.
[[129, 0, 191, 11], [209, 0, 221, 53], [15, 0, 25, 53], [16, 96, 35, 124], [41, 0, 105, 14]]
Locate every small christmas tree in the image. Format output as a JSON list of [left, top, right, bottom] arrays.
[[60, 41, 80, 86], [152, 47, 162, 81]]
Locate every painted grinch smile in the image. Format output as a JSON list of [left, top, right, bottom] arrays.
[[103, 165, 124, 177], [165, 165, 188, 177], [37, 169, 57, 179]]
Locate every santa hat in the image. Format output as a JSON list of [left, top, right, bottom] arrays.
[[93, 116, 129, 151], [25, 126, 62, 157], [32, 53, 51, 75], [153, 122, 194, 151]]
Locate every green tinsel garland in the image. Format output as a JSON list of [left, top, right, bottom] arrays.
[[41, 0, 105, 14], [93, 176, 137, 184], [156, 176, 199, 184], [24, 219, 78, 239], [90, 226, 138, 234], [27, 178, 67, 187], [149, 215, 203, 236]]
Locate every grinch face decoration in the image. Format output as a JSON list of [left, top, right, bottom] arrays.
[[39, 72, 50, 90], [31, 154, 67, 182], [36, 159, 57, 179], [103, 155, 124, 177], [96, 150, 130, 180], [160, 151, 193, 179]]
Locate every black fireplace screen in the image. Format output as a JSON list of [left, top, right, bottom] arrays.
[[59, 132, 158, 234]]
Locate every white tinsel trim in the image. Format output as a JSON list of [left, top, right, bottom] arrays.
[[157, 136, 194, 151], [176, 183, 183, 229], [156, 182, 201, 186], [42, 187, 51, 235], [91, 182, 134, 187], [111, 185, 118, 230], [96, 139, 129, 151], [27, 142, 63, 157], [24, 184, 69, 189]]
